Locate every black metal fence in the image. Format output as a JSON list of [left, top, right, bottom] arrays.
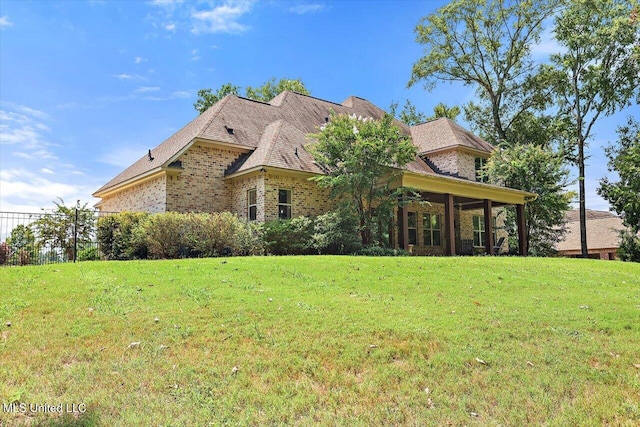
[[0, 210, 108, 267]]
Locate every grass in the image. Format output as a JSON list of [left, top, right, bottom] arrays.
[[0, 256, 639, 426]]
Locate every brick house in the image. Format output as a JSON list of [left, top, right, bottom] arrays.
[[93, 91, 536, 255], [556, 210, 628, 260]]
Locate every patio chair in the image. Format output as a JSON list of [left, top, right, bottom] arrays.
[[493, 236, 506, 255]]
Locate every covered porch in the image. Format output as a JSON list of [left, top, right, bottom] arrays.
[[393, 172, 537, 256]]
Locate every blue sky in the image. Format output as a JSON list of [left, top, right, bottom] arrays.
[[0, 0, 637, 213]]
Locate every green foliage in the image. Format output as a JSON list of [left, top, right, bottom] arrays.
[[98, 212, 262, 260], [193, 83, 240, 114], [97, 212, 150, 260], [31, 199, 96, 261], [431, 102, 461, 121], [77, 246, 100, 262], [245, 77, 310, 102], [182, 212, 263, 257], [486, 144, 574, 255], [546, 0, 640, 255], [617, 230, 640, 262], [397, 99, 427, 125], [409, 0, 559, 144], [194, 77, 310, 114], [7, 224, 36, 252], [396, 100, 460, 126], [312, 208, 363, 255], [597, 117, 640, 234], [263, 216, 315, 255], [142, 212, 186, 259], [4, 225, 40, 265], [309, 112, 417, 245]]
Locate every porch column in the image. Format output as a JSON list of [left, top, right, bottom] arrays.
[[398, 205, 409, 251], [444, 193, 455, 256], [483, 199, 494, 255], [516, 204, 527, 256]]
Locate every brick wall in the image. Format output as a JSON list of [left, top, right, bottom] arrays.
[[263, 172, 334, 221], [229, 173, 265, 222], [98, 175, 167, 213], [166, 143, 246, 213], [427, 150, 482, 181]]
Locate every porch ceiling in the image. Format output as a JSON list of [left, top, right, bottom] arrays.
[[399, 171, 537, 207]]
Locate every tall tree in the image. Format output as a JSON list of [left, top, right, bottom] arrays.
[[408, 0, 559, 145], [245, 77, 310, 102], [193, 83, 240, 114], [398, 99, 427, 126], [485, 144, 574, 255], [597, 117, 640, 234], [309, 112, 417, 246], [547, 0, 640, 257], [397, 100, 460, 126], [32, 199, 96, 261], [194, 78, 310, 114], [431, 102, 461, 120]]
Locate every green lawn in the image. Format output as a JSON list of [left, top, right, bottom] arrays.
[[0, 256, 639, 426]]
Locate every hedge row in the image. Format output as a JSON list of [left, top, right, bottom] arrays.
[[96, 210, 405, 260], [97, 212, 262, 260]]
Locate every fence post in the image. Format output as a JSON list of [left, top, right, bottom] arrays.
[[73, 208, 78, 263]]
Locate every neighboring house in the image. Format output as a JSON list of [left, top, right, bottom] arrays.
[[556, 209, 627, 260], [93, 91, 536, 255]]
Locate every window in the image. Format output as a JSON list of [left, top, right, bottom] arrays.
[[407, 212, 417, 245], [247, 189, 257, 221], [473, 215, 496, 247], [278, 189, 292, 219], [475, 157, 488, 183], [423, 213, 441, 246]]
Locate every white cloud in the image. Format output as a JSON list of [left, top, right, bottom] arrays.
[[112, 73, 147, 81], [41, 168, 54, 174], [113, 73, 133, 80], [289, 4, 326, 15], [0, 168, 98, 213], [191, 49, 201, 61], [134, 56, 147, 64], [0, 109, 51, 149], [0, 16, 13, 28], [135, 86, 161, 93], [165, 22, 177, 31], [150, 0, 184, 6], [191, 1, 254, 34]]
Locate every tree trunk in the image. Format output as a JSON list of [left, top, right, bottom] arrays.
[[578, 138, 588, 257]]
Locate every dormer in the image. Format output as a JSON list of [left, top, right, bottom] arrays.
[[410, 118, 493, 181]]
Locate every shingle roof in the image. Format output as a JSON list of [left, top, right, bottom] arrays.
[[94, 91, 411, 195], [556, 209, 626, 251], [230, 119, 325, 175], [410, 117, 494, 154]]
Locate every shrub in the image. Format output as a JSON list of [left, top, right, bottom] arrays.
[[357, 246, 409, 256], [144, 212, 187, 259], [313, 209, 362, 255], [183, 212, 262, 257], [263, 217, 315, 255], [77, 246, 100, 261], [0, 242, 9, 265], [97, 212, 149, 260], [618, 230, 640, 262]]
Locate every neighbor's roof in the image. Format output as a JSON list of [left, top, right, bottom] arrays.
[[94, 91, 410, 195], [410, 117, 494, 155], [556, 209, 626, 252]]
